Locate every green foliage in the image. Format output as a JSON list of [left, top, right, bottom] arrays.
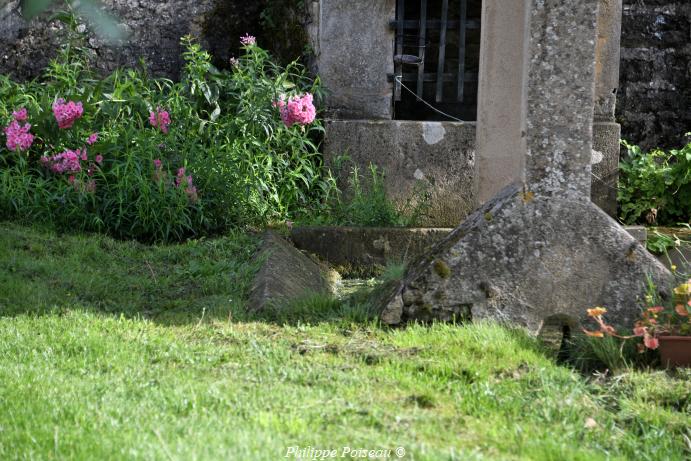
[[0, 17, 333, 241], [306, 162, 430, 227], [618, 136, 691, 225]]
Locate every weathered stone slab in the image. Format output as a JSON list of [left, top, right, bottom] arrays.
[[248, 231, 330, 311], [290, 226, 453, 269], [324, 120, 477, 227], [379, 184, 673, 333]]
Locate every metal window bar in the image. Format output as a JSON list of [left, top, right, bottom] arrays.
[[392, 0, 474, 103], [457, 0, 468, 102], [416, 0, 428, 97]]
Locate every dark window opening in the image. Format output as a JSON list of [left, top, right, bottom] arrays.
[[391, 0, 482, 121]]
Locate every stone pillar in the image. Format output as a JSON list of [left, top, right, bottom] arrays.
[[477, 0, 623, 213], [523, 0, 598, 198], [592, 0, 623, 217], [311, 0, 396, 119], [475, 0, 528, 204]]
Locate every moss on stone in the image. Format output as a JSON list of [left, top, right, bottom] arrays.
[[433, 259, 451, 279]]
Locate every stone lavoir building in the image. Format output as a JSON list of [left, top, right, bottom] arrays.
[[1, 0, 688, 225]]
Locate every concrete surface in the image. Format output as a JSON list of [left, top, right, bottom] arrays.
[[324, 119, 477, 227]]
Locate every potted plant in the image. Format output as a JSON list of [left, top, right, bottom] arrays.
[[583, 279, 691, 367]]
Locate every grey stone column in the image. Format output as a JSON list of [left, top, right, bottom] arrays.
[[523, 0, 599, 199], [592, 0, 623, 217]]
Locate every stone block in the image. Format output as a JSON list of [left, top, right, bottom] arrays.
[[313, 0, 396, 119], [379, 184, 674, 334], [324, 119, 477, 227], [248, 231, 330, 312]]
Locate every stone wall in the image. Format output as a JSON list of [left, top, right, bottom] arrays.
[[0, 0, 307, 81], [618, 0, 691, 150]]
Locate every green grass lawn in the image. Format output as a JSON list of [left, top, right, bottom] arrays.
[[0, 222, 689, 460]]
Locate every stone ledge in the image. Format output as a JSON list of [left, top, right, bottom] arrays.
[[291, 225, 649, 271]]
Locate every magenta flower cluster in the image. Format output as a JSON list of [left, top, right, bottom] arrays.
[[149, 108, 171, 134], [276, 93, 316, 128], [53, 99, 84, 129], [240, 34, 256, 46], [4, 116, 34, 152], [41, 149, 83, 174], [175, 167, 198, 202]]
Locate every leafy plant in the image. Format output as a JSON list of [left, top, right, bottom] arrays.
[[618, 135, 691, 225], [0, 14, 334, 241], [305, 161, 430, 227], [583, 280, 691, 354]]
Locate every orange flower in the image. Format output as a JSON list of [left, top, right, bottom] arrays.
[[587, 307, 607, 317], [583, 329, 604, 338]]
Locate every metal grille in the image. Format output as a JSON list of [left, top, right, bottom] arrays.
[[391, 0, 479, 104]]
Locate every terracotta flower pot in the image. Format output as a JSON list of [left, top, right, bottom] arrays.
[[658, 336, 691, 368]]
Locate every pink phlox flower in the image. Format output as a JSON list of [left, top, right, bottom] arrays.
[[240, 34, 256, 46], [95, 154, 103, 165], [12, 108, 28, 121], [4, 120, 34, 151], [278, 93, 316, 128], [43, 149, 82, 174], [149, 108, 171, 134], [80, 148, 88, 161], [86, 132, 99, 145], [52, 99, 84, 129], [153, 159, 162, 169]]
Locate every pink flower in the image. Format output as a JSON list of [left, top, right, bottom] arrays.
[[633, 325, 647, 337], [68, 175, 76, 184], [95, 154, 103, 165], [80, 149, 88, 161], [174, 167, 198, 202], [149, 108, 171, 134], [240, 34, 256, 46], [643, 334, 659, 350], [12, 108, 28, 121], [86, 133, 99, 145], [52, 99, 83, 129], [278, 93, 316, 128], [4, 120, 34, 151], [42, 149, 82, 174], [153, 159, 162, 169]]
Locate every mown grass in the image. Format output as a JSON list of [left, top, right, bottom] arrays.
[[0, 222, 689, 460]]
